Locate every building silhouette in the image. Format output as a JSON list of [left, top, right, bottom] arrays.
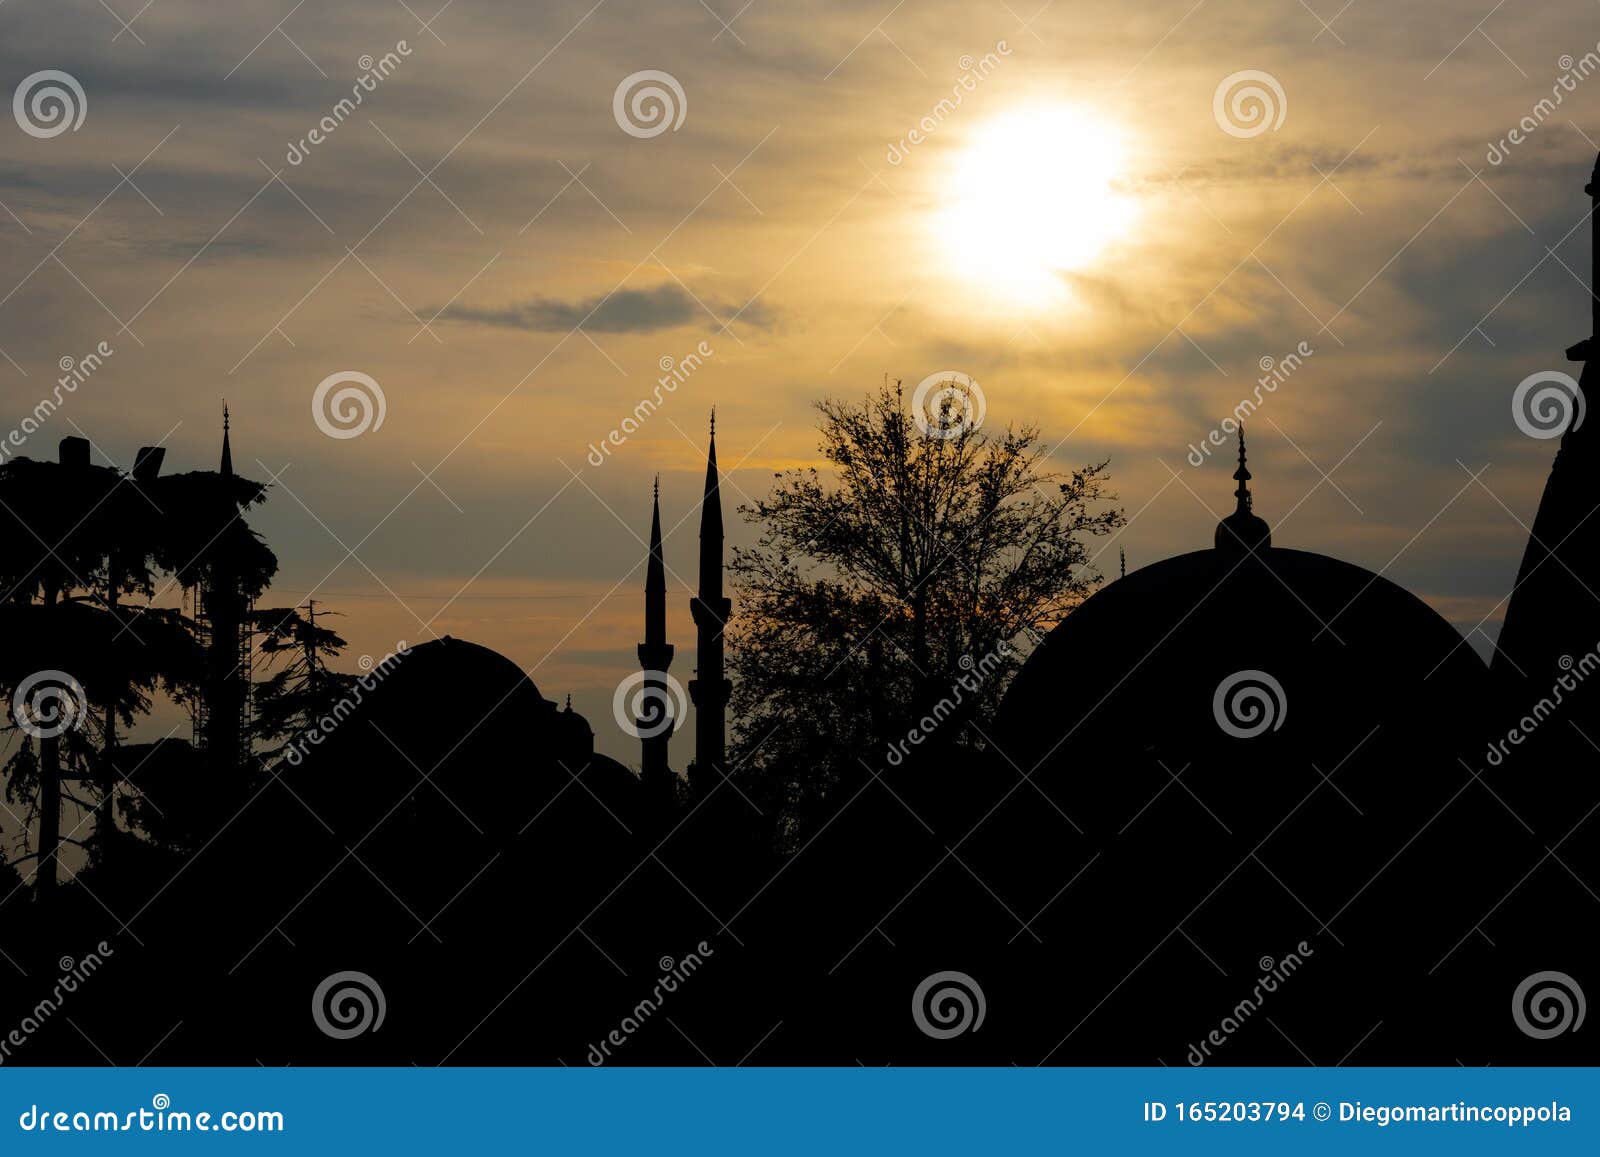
[[10, 155, 1600, 1070]]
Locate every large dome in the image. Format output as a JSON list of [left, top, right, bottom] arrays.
[[995, 544, 1491, 793], [974, 527, 1507, 1062]]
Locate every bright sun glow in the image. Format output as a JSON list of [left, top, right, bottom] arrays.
[[939, 107, 1135, 306]]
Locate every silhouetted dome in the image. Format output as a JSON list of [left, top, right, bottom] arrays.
[[1214, 506, 1272, 553], [996, 546, 1490, 779], [396, 635, 551, 706], [977, 542, 1505, 1063], [285, 635, 632, 819]]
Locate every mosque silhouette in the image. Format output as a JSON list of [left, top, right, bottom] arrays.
[[3, 158, 1598, 1068]]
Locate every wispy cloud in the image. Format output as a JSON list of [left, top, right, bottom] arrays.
[[436, 284, 777, 334]]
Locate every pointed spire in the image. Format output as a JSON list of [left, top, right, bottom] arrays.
[[637, 477, 675, 780], [1214, 423, 1271, 554], [689, 410, 732, 780], [219, 403, 233, 477], [1233, 426, 1252, 515], [645, 479, 666, 644], [699, 410, 723, 598], [1589, 152, 1600, 343]]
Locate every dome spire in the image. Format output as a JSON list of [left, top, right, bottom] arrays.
[[220, 402, 233, 477], [1214, 423, 1271, 555], [1233, 426, 1252, 515]]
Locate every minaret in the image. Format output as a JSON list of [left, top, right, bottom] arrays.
[[689, 411, 732, 779], [203, 405, 247, 771], [1213, 426, 1272, 554], [636, 476, 675, 781], [1495, 151, 1600, 688]]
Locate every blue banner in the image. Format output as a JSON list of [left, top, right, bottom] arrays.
[[0, 1068, 1596, 1154]]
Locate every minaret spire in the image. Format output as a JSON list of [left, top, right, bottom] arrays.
[[1233, 427, 1252, 514], [689, 410, 732, 785], [220, 403, 233, 477], [637, 477, 675, 783], [1214, 423, 1271, 554]]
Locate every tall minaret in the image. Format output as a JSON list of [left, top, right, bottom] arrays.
[[204, 405, 247, 771], [1495, 151, 1600, 691], [636, 476, 675, 780], [689, 411, 732, 778]]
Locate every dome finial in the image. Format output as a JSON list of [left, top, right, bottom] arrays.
[[1215, 422, 1271, 554], [1233, 425, 1252, 514]]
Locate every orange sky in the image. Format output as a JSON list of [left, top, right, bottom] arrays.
[[3, 0, 1599, 762]]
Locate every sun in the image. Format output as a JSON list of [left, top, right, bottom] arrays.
[[938, 106, 1135, 307]]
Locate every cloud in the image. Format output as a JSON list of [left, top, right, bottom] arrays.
[[435, 284, 777, 334]]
